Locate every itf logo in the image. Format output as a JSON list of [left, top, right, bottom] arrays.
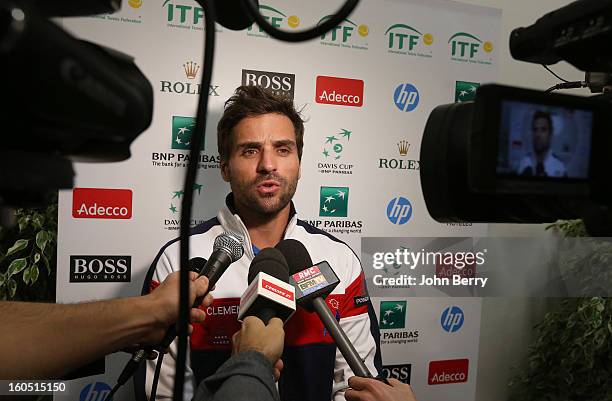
[[393, 83, 419, 112], [80, 382, 112, 401], [441, 306, 464, 333], [386, 197, 412, 225], [319, 187, 349, 217], [379, 300, 406, 329]]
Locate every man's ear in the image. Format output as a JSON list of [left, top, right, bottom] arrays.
[[220, 160, 230, 182]]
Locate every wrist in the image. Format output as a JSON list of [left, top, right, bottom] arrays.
[[136, 294, 170, 345]]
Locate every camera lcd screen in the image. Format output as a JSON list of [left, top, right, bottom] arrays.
[[497, 100, 593, 180]]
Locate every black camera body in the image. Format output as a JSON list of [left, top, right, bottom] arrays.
[[421, 0, 612, 234], [421, 84, 612, 225]]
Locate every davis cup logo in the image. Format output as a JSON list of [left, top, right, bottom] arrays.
[[72, 188, 133, 219]]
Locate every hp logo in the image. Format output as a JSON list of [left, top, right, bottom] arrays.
[[386, 197, 412, 225], [441, 306, 464, 333], [80, 382, 112, 401], [393, 83, 419, 112]]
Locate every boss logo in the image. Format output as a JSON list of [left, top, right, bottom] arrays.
[[70, 256, 131, 283], [381, 364, 411, 384], [242, 69, 295, 99]]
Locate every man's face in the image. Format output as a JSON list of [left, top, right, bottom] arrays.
[[221, 113, 300, 216], [532, 116, 552, 154]]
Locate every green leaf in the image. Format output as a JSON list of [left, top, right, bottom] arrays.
[[22, 266, 31, 285], [7, 258, 28, 277], [32, 213, 43, 229], [7, 278, 16, 299], [41, 253, 50, 274], [36, 231, 49, 252], [6, 239, 29, 257], [33, 253, 40, 264], [18, 216, 29, 232], [30, 265, 39, 284], [0, 272, 5, 287]]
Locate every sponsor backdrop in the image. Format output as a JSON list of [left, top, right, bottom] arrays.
[[55, 0, 500, 400]]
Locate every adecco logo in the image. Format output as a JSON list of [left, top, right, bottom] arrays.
[[428, 359, 469, 385], [315, 76, 364, 107], [72, 188, 133, 219]]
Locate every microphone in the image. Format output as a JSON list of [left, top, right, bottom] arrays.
[[238, 248, 296, 324], [275, 239, 375, 379], [112, 232, 244, 391]]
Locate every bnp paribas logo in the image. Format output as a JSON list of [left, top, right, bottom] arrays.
[[385, 23, 433, 58], [172, 116, 204, 150], [319, 187, 349, 217], [151, 113, 220, 170], [455, 81, 479, 103], [379, 301, 407, 330], [318, 16, 369, 51], [247, 5, 300, 38], [448, 32, 493, 65], [159, 61, 220, 96]]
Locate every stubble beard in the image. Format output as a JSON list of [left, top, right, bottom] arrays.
[[232, 172, 299, 217]]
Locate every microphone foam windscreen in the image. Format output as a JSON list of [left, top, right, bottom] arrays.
[[275, 239, 313, 275], [247, 247, 289, 284]]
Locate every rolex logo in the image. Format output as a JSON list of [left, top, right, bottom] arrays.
[[183, 61, 200, 79], [397, 140, 410, 156]]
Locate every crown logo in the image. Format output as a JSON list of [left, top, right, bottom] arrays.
[[397, 140, 410, 156], [183, 61, 200, 79]]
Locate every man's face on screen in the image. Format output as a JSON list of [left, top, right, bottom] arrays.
[[532, 116, 552, 154], [221, 113, 300, 217]]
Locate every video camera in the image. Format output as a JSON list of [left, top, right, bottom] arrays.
[[421, 0, 612, 235], [0, 0, 153, 207]]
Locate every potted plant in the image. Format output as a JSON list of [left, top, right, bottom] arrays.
[[0, 198, 57, 302], [509, 220, 612, 401]]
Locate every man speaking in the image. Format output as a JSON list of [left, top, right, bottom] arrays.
[[140, 86, 381, 400]]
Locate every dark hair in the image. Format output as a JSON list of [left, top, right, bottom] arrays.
[[532, 110, 553, 133], [217, 86, 305, 161]]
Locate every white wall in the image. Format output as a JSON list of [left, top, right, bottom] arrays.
[[450, 1, 579, 400]]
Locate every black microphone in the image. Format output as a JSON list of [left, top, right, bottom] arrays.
[[238, 247, 296, 324], [113, 232, 244, 391], [275, 239, 375, 379]]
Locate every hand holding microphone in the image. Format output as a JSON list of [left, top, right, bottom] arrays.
[[234, 247, 296, 381], [275, 239, 377, 380], [109, 232, 244, 399], [346, 377, 418, 401], [232, 316, 286, 380], [146, 271, 212, 343]]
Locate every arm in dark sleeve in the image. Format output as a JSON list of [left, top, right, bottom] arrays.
[[193, 351, 280, 401]]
